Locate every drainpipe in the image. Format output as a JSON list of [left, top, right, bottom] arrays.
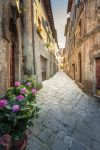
[[31, 0, 36, 75]]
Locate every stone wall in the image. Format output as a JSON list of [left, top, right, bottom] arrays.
[[0, 0, 22, 94], [0, 0, 23, 94], [65, 0, 100, 95], [34, 25, 58, 83], [34, 26, 52, 83]]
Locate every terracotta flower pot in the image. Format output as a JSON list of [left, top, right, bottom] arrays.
[[0, 134, 12, 150], [12, 134, 27, 150], [0, 134, 27, 150]]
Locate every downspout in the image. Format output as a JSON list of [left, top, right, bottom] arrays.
[[31, 0, 36, 74]]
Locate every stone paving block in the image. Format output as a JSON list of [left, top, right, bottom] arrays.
[[63, 135, 73, 146], [70, 140, 89, 150], [87, 104, 99, 113], [39, 104, 50, 112], [76, 103, 87, 111], [38, 128, 54, 144], [56, 131, 67, 141], [46, 134, 55, 148], [61, 115, 78, 130], [29, 123, 44, 136], [44, 114, 72, 135], [91, 141, 100, 150], [51, 138, 69, 150], [75, 121, 95, 139], [42, 118, 59, 134], [83, 115, 96, 126], [72, 130, 93, 148], [59, 103, 74, 115], [26, 145, 38, 150], [26, 134, 49, 150], [73, 108, 86, 118], [34, 112, 46, 124], [94, 131, 100, 143], [70, 111, 84, 122], [86, 111, 96, 119], [94, 113, 100, 126]]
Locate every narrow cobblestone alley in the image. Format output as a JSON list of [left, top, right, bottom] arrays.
[[26, 72, 100, 150]]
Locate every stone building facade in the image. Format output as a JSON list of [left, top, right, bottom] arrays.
[[64, 0, 100, 96], [0, 0, 36, 94], [34, 0, 58, 82], [0, 0, 58, 94], [0, 0, 22, 94]]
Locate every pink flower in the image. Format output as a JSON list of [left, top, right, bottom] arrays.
[[26, 82, 31, 86], [12, 105, 20, 113], [0, 99, 8, 108], [20, 88, 26, 94], [31, 88, 37, 94], [16, 95, 24, 101], [0, 134, 11, 145], [15, 82, 21, 87]]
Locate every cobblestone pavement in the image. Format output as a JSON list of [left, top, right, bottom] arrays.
[[26, 71, 100, 150]]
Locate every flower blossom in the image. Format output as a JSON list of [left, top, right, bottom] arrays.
[[20, 88, 26, 94], [26, 82, 31, 86], [0, 99, 8, 108], [15, 82, 21, 87], [0, 134, 11, 146], [16, 95, 24, 101], [31, 88, 37, 94], [12, 105, 20, 113]]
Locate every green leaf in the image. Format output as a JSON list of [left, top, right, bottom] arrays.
[[27, 120, 34, 127], [4, 114, 11, 118], [5, 105, 11, 109]]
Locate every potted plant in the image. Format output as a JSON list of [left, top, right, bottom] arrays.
[[0, 79, 40, 150]]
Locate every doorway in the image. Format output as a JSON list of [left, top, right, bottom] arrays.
[[10, 44, 15, 86], [72, 63, 75, 80], [96, 58, 100, 96], [41, 56, 47, 81]]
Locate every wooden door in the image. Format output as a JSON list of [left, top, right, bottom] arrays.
[[79, 53, 82, 83], [96, 58, 100, 96], [72, 64, 75, 80], [41, 56, 47, 81], [10, 44, 15, 86]]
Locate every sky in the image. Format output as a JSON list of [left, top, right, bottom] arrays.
[[51, 0, 68, 48]]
